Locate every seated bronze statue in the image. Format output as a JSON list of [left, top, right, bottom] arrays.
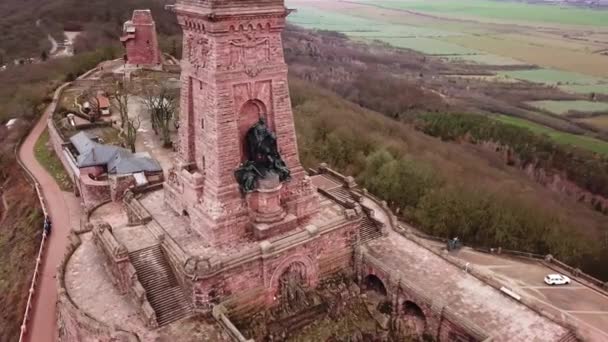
[[235, 118, 291, 193]]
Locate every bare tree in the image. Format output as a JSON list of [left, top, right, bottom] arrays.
[[143, 81, 176, 148], [122, 115, 140, 153], [108, 80, 130, 130]]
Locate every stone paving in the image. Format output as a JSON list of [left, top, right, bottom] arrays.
[[89, 201, 129, 228], [113, 224, 158, 251], [366, 231, 569, 341], [89, 200, 158, 252]]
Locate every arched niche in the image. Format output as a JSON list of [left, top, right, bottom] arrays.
[[238, 99, 267, 161]]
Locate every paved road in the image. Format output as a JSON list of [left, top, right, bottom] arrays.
[[18, 94, 80, 342]]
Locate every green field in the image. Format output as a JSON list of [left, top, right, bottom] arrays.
[[527, 100, 608, 115], [501, 69, 608, 94], [289, 6, 477, 55], [495, 115, 608, 155], [447, 54, 525, 66], [501, 69, 603, 85], [376, 37, 477, 55], [368, 0, 608, 27], [559, 84, 608, 95]]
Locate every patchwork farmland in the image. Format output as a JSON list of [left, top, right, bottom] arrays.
[[287, 0, 608, 152]]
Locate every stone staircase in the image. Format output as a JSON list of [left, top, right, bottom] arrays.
[[327, 187, 356, 204], [129, 245, 192, 326], [360, 216, 383, 244]]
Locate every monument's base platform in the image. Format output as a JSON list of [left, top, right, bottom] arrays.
[[252, 213, 298, 240]]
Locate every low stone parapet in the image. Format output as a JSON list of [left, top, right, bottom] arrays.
[[92, 223, 131, 293], [123, 192, 153, 226]]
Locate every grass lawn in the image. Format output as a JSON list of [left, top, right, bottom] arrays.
[[495, 115, 608, 155], [34, 129, 73, 191], [526, 100, 608, 115]]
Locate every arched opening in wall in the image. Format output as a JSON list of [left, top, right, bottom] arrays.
[[363, 274, 387, 296], [238, 100, 267, 162], [362, 274, 391, 314], [275, 261, 312, 316], [402, 301, 427, 336]]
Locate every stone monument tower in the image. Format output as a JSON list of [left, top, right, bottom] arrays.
[[165, 0, 319, 247], [121, 10, 162, 68]]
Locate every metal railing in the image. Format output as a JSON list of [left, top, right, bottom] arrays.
[[14, 134, 50, 342]]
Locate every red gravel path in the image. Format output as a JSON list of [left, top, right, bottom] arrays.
[[18, 100, 78, 342]]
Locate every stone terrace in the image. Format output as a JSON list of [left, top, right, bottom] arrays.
[[63, 233, 229, 341], [366, 231, 570, 341], [137, 187, 349, 258]]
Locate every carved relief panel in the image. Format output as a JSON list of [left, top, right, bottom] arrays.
[[227, 32, 271, 77], [186, 32, 212, 73]]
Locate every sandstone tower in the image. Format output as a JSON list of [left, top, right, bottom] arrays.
[[121, 10, 162, 67], [165, 0, 319, 247]]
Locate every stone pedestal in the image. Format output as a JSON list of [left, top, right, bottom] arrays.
[[248, 174, 286, 223], [248, 174, 297, 240]]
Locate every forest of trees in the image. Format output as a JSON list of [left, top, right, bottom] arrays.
[[290, 77, 602, 279], [417, 113, 608, 204]]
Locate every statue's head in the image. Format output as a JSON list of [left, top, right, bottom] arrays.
[[258, 117, 267, 126]]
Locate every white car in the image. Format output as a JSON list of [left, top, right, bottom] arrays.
[[544, 274, 571, 286]]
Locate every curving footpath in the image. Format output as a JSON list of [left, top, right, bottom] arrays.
[[18, 87, 81, 342]]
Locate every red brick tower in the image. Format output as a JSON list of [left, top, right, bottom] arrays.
[[165, 0, 318, 247], [121, 10, 162, 67]]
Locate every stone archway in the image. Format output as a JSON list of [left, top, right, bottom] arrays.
[[275, 262, 310, 315], [268, 255, 318, 310], [363, 274, 388, 296], [238, 99, 267, 161], [362, 274, 391, 314], [402, 300, 427, 337]]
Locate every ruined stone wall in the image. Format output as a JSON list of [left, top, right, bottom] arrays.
[[110, 175, 137, 202], [123, 10, 162, 67], [79, 174, 112, 213], [56, 233, 140, 342]]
